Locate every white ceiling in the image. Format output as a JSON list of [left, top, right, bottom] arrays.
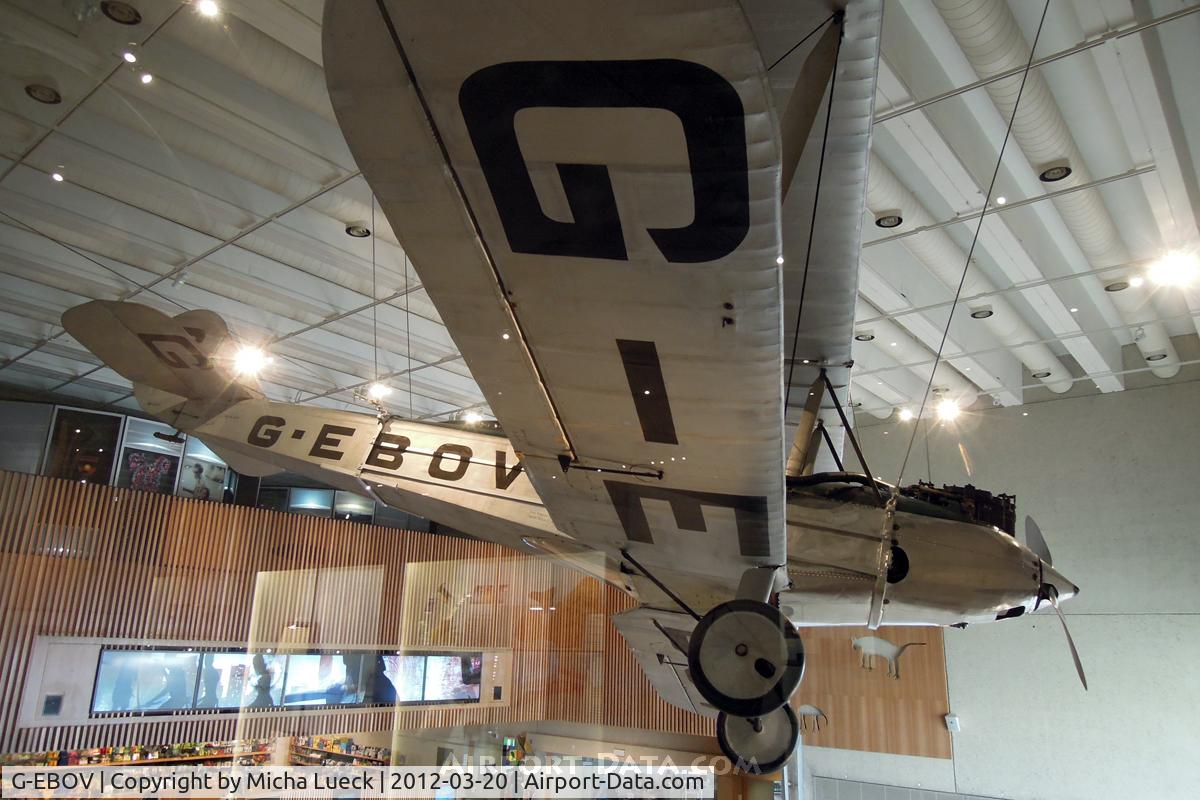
[[0, 0, 1198, 424]]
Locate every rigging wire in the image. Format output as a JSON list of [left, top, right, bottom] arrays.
[[894, 0, 1052, 488], [767, 12, 838, 72]]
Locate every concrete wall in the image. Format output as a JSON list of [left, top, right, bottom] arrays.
[[835, 377, 1200, 800]]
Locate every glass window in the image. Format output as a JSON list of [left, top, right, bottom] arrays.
[[288, 488, 333, 518], [0, 401, 52, 475], [116, 418, 183, 494], [282, 653, 361, 706], [197, 652, 284, 709], [423, 655, 481, 702], [43, 408, 122, 485], [256, 486, 289, 513], [176, 437, 231, 502], [91, 650, 200, 713], [335, 490, 375, 523]]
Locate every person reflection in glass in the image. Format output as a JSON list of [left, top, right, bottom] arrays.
[[146, 666, 191, 709], [360, 655, 398, 705], [196, 663, 221, 708], [247, 653, 276, 708]]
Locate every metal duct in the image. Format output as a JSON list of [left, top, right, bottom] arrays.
[[86, 95, 393, 248], [867, 153, 1072, 393], [164, 11, 335, 123], [934, 0, 1180, 379], [855, 300, 981, 408]]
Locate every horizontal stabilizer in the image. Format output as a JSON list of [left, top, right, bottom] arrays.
[[63, 301, 259, 409]]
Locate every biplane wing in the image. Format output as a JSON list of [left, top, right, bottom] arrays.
[[325, 0, 812, 611]]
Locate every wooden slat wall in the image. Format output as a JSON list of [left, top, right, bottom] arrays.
[[0, 471, 712, 754], [794, 627, 951, 759], [0, 471, 949, 759]]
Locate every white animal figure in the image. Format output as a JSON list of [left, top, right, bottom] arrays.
[[851, 636, 925, 679], [796, 704, 828, 733]]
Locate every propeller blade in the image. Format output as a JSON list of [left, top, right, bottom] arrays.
[[1024, 515, 1053, 566], [1049, 592, 1088, 691]]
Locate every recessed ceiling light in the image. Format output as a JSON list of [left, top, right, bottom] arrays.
[[140, 73, 153, 85], [1147, 249, 1199, 287], [101, 1, 143, 25], [995, 196, 1007, 205], [1038, 163, 1072, 182], [889, 341, 897, 347], [463, 411, 483, 424], [898, 408, 914, 422], [875, 213, 903, 229], [196, 0, 220, 17], [51, 172, 64, 182], [1146, 353, 1168, 362], [500, 331, 511, 341], [1032, 370, 1052, 379], [1129, 276, 1145, 288], [122, 51, 137, 63], [344, 222, 371, 237], [1103, 280, 1129, 292], [367, 382, 391, 400], [854, 332, 875, 342], [1069, 307, 1079, 313], [969, 308, 993, 319], [776, 255, 785, 265], [1022, 411, 1028, 416], [24, 84, 62, 104]]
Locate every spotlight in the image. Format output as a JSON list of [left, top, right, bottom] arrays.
[[1129, 276, 1145, 288], [875, 213, 903, 229], [140, 73, 153, 85], [367, 382, 391, 400], [936, 398, 961, 422], [196, 0, 219, 16], [969, 307, 993, 320], [463, 411, 484, 424], [1146, 353, 1168, 362], [1032, 370, 1052, 379], [51, 172, 64, 182], [345, 221, 371, 238], [1038, 161, 1072, 183], [24, 84, 62, 104], [233, 346, 269, 375], [1103, 280, 1129, 293], [122, 51, 137, 63], [898, 408, 914, 422], [1147, 250, 1199, 287], [995, 196, 1007, 206], [776, 256, 785, 265], [854, 331, 875, 342], [500, 331, 511, 341]]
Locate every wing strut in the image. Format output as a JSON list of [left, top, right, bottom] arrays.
[[819, 370, 884, 507], [621, 549, 702, 622]]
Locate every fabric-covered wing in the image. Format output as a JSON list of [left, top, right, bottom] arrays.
[[325, 1, 791, 610], [750, 1, 883, 471]]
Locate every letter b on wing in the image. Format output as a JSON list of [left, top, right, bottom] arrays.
[[459, 60, 749, 263]]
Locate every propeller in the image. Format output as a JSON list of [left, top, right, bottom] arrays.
[[1027, 516, 1087, 691], [1024, 515, 1053, 565], [1038, 582, 1088, 691]]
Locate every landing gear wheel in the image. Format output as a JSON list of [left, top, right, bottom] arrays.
[[717, 705, 799, 775], [687, 599, 804, 717]]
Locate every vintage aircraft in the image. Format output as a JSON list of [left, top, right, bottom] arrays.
[[59, 0, 1083, 773]]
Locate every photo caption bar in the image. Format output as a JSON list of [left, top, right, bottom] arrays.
[[1, 765, 714, 799]]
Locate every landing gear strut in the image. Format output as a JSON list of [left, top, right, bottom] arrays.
[[688, 598, 805, 772]]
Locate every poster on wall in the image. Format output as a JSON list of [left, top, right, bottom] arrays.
[[176, 458, 227, 502], [116, 447, 180, 494]]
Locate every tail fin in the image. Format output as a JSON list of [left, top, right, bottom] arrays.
[[62, 301, 260, 429]]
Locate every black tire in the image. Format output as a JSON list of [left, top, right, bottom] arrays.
[[687, 599, 804, 717], [717, 705, 799, 775]]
